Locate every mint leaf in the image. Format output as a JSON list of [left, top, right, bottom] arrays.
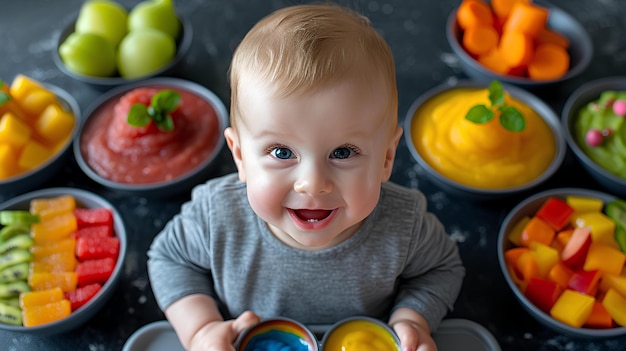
[[126, 89, 181, 131], [488, 80, 505, 107], [0, 91, 10, 106], [465, 104, 494, 124], [499, 106, 525, 132]]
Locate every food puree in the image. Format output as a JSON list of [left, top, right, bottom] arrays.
[[241, 330, 312, 351], [573, 90, 626, 179], [411, 88, 556, 189], [323, 319, 399, 351], [80, 86, 220, 184]]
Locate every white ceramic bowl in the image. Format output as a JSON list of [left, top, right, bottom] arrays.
[[561, 76, 626, 198], [404, 80, 566, 201], [497, 188, 626, 337], [0, 187, 127, 335], [74, 77, 228, 198]]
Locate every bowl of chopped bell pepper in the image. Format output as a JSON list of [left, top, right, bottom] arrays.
[[0, 187, 127, 335], [498, 188, 626, 337]]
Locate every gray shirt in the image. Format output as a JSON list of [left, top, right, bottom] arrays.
[[147, 173, 464, 330]]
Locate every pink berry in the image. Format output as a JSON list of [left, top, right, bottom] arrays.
[[585, 129, 604, 147], [613, 99, 626, 116]]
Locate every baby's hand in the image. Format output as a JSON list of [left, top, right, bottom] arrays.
[[391, 319, 437, 351], [188, 311, 260, 351]]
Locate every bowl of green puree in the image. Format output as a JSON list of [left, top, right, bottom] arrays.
[[562, 76, 626, 197]]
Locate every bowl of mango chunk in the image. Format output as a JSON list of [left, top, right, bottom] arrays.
[[0, 75, 79, 197]]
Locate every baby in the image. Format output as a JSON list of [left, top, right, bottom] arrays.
[[148, 4, 465, 351]]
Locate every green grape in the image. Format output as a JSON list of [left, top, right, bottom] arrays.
[[128, 0, 180, 39], [116, 29, 176, 79], [59, 32, 116, 77], [75, 0, 128, 47]]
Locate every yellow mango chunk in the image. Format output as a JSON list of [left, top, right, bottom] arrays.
[[20, 88, 57, 117], [583, 243, 626, 276], [17, 139, 53, 170], [600, 274, 626, 297], [550, 289, 595, 328], [9, 74, 44, 101], [21, 299, 71, 327], [0, 144, 20, 180], [0, 112, 32, 148], [31, 211, 77, 243], [565, 196, 603, 214], [35, 104, 74, 144], [573, 212, 618, 248], [602, 288, 626, 327]]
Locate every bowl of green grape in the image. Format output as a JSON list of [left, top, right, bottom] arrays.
[[53, 0, 192, 90]]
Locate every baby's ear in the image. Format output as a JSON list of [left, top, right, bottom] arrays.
[[224, 127, 246, 182], [382, 125, 403, 182]]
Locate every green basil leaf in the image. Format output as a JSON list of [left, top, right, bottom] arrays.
[[151, 90, 181, 113], [127, 104, 152, 127], [465, 104, 494, 124], [157, 115, 175, 131], [488, 80, 505, 107], [499, 106, 526, 132], [0, 92, 10, 106]]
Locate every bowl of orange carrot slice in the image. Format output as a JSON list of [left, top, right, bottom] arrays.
[[447, 0, 593, 88], [0, 75, 80, 199], [0, 187, 127, 335], [498, 188, 626, 337]]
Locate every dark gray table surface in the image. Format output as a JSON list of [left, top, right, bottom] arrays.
[[2, 1, 626, 350]]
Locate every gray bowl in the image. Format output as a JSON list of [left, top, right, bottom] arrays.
[[497, 188, 626, 338], [561, 76, 626, 197], [0, 187, 127, 335], [404, 80, 566, 201], [53, 15, 193, 91], [73, 77, 228, 198], [446, 1, 592, 89], [0, 82, 80, 198]]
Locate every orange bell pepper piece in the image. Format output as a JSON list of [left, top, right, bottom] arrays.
[[583, 243, 626, 276], [520, 216, 555, 247], [584, 302, 614, 329]]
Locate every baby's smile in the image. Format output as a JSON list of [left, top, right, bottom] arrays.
[[288, 208, 336, 229]]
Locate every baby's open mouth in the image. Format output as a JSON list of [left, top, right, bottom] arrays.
[[293, 209, 333, 222]]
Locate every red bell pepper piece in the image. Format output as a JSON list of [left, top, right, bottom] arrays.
[[64, 283, 102, 311], [524, 277, 562, 313], [536, 197, 574, 231], [75, 257, 116, 286], [568, 269, 602, 296], [73, 208, 113, 228], [76, 236, 120, 261]]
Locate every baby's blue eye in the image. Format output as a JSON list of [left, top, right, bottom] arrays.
[[271, 147, 293, 159], [331, 147, 354, 159]]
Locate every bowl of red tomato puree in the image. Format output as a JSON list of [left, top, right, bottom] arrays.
[[74, 77, 228, 197], [404, 79, 565, 202], [498, 188, 626, 337]]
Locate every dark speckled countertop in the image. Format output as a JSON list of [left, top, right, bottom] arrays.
[[2, 1, 626, 350]]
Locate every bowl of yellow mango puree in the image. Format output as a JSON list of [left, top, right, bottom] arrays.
[[321, 317, 400, 351], [0, 75, 79, 198], [404, 80, 565, 201]]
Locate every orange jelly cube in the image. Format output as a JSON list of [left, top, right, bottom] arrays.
[[28, 272, 77, 292], [22, 299, 71, 327], [31, 212, 77, 243], [30, 195, 76, 221], [19, 287, 64, 309]]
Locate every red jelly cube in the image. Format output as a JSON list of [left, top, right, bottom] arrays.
[[75, 257, 116, 286], [73, 208, 113, 228], [76, 236, 120, 261], [65, 283, 102, 311]]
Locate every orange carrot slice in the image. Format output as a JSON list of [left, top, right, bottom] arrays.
[[499, 30, 534, 68], [462, 25, 500, 56], [491, 0, 531, 21], [457, 0, 493, 31], [503, 2, 549, 38], [478, 48, 511, 75], [536, 27, 570, 49], [527, 43, 570, 80]]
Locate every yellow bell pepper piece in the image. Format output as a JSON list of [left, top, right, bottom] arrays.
[[600, 274, 626, 297], [550, 289, 595, 328], [565, 196, 604, 214], [529, 242, 559, 278], [583, 243, 626, 276], [573, 212, 618, 248], [508, 216, 530, 246], [0, 112, 31, 148], [602, 288, 626, 327]]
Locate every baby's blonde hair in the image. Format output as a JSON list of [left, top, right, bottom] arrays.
[[229, 3, 398, 128]]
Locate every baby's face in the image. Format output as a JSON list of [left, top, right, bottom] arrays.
[[225, 79, 401, 250]]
